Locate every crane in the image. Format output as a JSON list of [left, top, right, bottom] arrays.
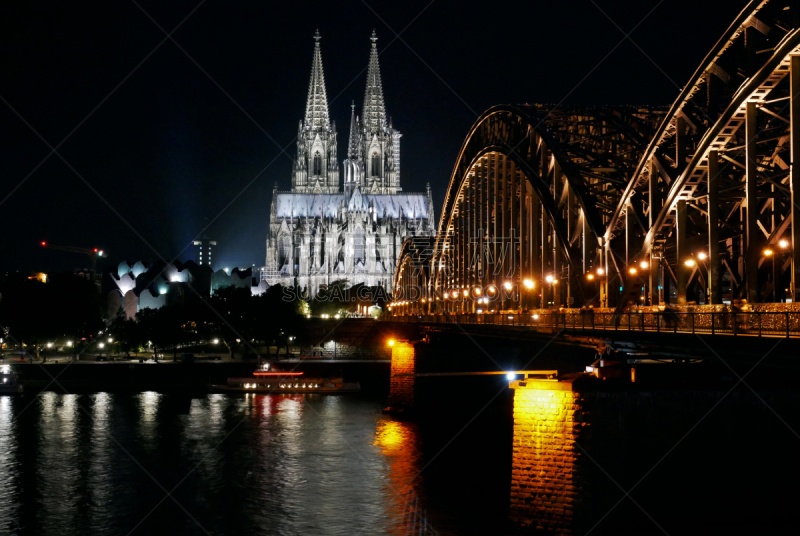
[[40, 241, 106, 288]]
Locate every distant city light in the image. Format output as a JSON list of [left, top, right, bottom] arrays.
[[596, 268, 605, 275], [98, 343, 105, 349], [763, 249, 774, 257], [586, 273, 595, 281], [388, 339, 395, 347], [629, 267, 637, 275], [685, 259, 696, 267], [697, 252, 707, 260], [779, 239, 789, 249], [545, 274, 554, 283], [504, 281, 513, 290], [639, 260, 649, 269], [213, 339, 219, 344], [523, 279, 535, 289]]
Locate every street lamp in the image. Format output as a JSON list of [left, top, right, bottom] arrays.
[[523, 279, 535, 289]]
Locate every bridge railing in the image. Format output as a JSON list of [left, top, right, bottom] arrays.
[[387, 311, 800, 338]]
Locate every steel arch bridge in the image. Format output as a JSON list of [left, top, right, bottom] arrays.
[[391, 0, 800, 317]]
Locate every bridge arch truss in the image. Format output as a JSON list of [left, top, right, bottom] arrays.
[[393, 0, 800, 315]]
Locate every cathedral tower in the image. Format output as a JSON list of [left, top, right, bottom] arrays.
[[292, 31, 339, 194]]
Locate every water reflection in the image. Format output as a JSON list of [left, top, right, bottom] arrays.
[[375, 419, 437, 536], [0, 396, 20, 534], [1, 392, 455, 536]]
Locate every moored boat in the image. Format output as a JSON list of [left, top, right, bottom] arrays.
[[0, 368, 24, 394], [210, 362, 359, 394]]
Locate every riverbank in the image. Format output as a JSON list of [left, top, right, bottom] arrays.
[[7, 359, 391, 394]]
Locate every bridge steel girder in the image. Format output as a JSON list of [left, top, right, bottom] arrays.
[[392, 0, 800, 316], [416, 104, 658, 311], [611, 0, 800, 313]]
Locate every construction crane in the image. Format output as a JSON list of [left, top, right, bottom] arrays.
[[40, 241, 106, 287]]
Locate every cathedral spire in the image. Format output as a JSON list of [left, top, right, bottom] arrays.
[[304, 30, 330, 129], [362, 30, 386, 133], [347, 101, 359, 159]]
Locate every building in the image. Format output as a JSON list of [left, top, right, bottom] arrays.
[[192, 234, 217, 267], [107, 260, 266, 319], [264, 31, 435, 296]]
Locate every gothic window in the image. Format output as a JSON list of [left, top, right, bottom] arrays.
[[371, 153, 381, 178], [278, 234, 291, 267], [354, 227, 366, 263], [313, 152, 322, 176]]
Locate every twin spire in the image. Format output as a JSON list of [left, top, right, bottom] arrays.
[[304, 29, 329, 129], [303, 29, 387, 134], [362, 29, 386, 133]]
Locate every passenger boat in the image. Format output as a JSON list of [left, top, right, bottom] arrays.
[[210, 362, 360, 394], [0, 368, 24, 394]]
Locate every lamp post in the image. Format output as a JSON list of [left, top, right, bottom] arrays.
[[763, 248, 777, 303], [522, 279, 535, 312]]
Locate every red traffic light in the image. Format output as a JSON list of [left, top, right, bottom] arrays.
[[94, 248, 98, 253], [41, 241, 46, 246]]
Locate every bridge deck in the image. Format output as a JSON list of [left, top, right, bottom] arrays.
[[388, 311, 800, 339]]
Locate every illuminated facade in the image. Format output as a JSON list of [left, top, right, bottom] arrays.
[[265, 31, 434, 295]]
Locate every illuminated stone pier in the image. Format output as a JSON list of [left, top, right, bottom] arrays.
[[509, 377, 587, 534], [387, 341, 418, 412]]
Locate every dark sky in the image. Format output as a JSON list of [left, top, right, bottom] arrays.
[[0, 0, 748, 273]]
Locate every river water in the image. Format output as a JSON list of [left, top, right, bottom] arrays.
[[0, 392, 462, 536], [1, 386, 798, 536]]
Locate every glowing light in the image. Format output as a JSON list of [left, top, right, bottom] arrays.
[[639, 260, 649, 269], [697, 252, 707, 261], [532, 314, 540, 320], [474, 287, 482, 295], [213, 338, 219, 344], [388, 339, 395, 347], [506, 373, 515, 380], [46, 342, 53, 348], [488, 286, 497, 294], [253, 372, 302, 376], [545, 274, 554, 283], [463, 290, 469, 297], [629, 267, 637, 275], [586, 273, 595, 281], [684, 259, 696, 267], [523, 279, 535, 289], [41, 241, 46, 246], [108, 337, 113, 343], [98, 343, 104, 349], [451, 291, 459, 298], [477, 309, 483, 313], [763, 249, 774, 257], [504, 281, 513, 290], [67, 341, 73, 347], [779, 239, 789, 249], [596, 268, 604, 276]]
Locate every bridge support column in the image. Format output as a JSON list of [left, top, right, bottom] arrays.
[[509, 377, 587, 533], [387, 341, 418, 413], [745, 101, 760, 304], [791, 56, 800, 303], [676, 200, 688, 304], [707, 150, 721, 304]]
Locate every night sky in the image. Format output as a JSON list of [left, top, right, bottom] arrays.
[[0, 0, 747, 274]]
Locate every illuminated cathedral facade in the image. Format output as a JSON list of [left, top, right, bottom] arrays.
[[264, 31, 435, 296]]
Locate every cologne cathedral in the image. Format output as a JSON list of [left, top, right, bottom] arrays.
[[264, 31, 435, 296]]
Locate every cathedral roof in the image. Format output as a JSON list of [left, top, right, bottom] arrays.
[[304, 30, 330, 129], [362, 30, 386, 133], [275, 192, 429, 220]]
